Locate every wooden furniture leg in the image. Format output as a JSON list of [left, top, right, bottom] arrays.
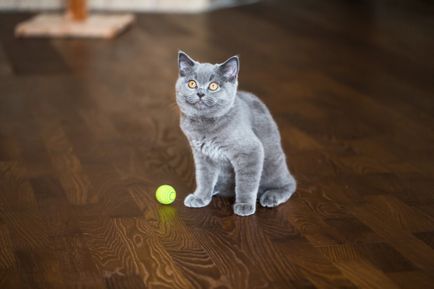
[[68, 0, 88, 21]]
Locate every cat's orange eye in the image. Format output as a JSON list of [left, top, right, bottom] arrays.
[[187, 80, 197, 89], [208, 82, 219, 91]]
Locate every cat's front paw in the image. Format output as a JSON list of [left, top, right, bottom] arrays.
[[184, 194, 211, 208], [233, 202, 256, 216]]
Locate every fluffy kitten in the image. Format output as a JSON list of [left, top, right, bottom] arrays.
[[175, 51, 296, 216]]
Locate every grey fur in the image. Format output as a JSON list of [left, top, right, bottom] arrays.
[[176, 51, 296, 216]]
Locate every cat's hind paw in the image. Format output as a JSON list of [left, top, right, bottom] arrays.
[[184, 194, 211, 208], [233, 202, 256, 216], [259, 188, 293, 208]]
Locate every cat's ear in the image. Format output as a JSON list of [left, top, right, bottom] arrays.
[[178, 50, 196, 76], [219, 55, 239, 82]]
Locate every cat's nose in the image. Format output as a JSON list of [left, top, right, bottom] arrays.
[[197, 92, 205, 98]]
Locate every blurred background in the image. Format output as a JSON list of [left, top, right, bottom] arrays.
[[0, 0, 256, 12], [0, 1, 434, 289]]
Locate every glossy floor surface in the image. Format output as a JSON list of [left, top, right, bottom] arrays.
[[0, 0, 434, 288]]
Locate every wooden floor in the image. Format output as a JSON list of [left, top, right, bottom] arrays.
[[1, 0, 434, 288]]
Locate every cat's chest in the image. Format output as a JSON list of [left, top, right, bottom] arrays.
[[191, 138, 227, 161]]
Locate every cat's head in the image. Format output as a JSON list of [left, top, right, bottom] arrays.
[[175, 51, 239, 118]]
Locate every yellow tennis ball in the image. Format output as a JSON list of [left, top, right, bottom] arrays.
[[155, 185, 176, 205]]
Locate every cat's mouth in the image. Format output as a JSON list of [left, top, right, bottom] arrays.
[[182, 94, 216, 109], [194, 100, 207, 108], [190, 99, 213, 109]]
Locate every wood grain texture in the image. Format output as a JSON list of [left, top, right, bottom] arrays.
[[0, 0, 434, 288], [0, 224, 15, 269]]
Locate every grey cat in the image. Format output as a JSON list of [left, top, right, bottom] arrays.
[[175, 51, 296, 216]]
